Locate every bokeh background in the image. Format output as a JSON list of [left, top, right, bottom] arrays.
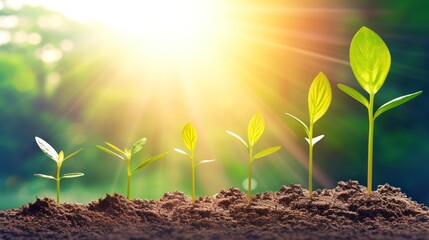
[[0, 0, 427, 209]]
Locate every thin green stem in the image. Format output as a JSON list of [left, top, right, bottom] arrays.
[[308, 122, 314, 198], [248, 146, 253, 204], [191, 151, 195, 204], [56, 165, 61, 204], [367, 94, 375, 195], [126, 158, 131, 199]]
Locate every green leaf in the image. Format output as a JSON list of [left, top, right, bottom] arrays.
[[64, 148, 83, 162], [174, 148, 189, 156], [337, 84, 369, 107], [253, 146, 281, 160], [350, 26, 391, 94], [225, 130, 248, 148], [182, 123, 197, 152], [34, 174, 56, 180], [131, 138, 147, 155], [374, 91, 423, 119], [195, 159, 215, 166], [248, 112, 265, 146], [305, 135, 324, 146], [308, 72, 332, 124], [35, 137, 58, 162], [284, 113, 309, 136], [105, 142, 126, 156], [131, 152, 168, 174], [62, 173, 84, 179], [97, 145, 124, 160]]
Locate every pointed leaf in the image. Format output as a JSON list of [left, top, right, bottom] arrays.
[[305, 135, 325, 146], [97, 145, 124, 160], [248, 112, 265, 146], [64, 148, 83, 162], [105, 142, 126, 156], [62, 173, 84, 179], [350, 26, 391, 94], [131, 138, 147, 155], [284, 113, 309, 136], [374, 91, 423, 119], [308, 72, 332, 124], [253, 146, 281, 160], [174, 148, 189, 156], [337, 84, 369, 107], [34, 174, 56, 180], [182, 123, 197, 152], [195, 159, 215, 166], [226, 130, 248, 148], [35, 137, 58, 162], [131, 152, 168, 174]]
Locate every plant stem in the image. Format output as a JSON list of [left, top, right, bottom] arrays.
[[191, 162, 195, 204], [248, 146, 253, 204], [308, 122, 314, 198], [56, 165, 61, 204], [367, 94, 375, 195], [126, 158, 131, 199]]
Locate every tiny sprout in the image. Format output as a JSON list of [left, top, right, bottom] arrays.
[[34, 137, 83, 204], [338, 26, 422, 194], [226, 112, 281, 203], [285, 72, 332, 198], [175, 123, 215, 204], [97, 138, 168, 199]]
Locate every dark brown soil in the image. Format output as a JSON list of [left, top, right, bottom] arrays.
[[1, 180, 429, 239]]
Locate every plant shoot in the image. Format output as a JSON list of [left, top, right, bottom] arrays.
[[226, 112, 281, 203], [34, 137, 83, 204], [338, 26, 422, 194]]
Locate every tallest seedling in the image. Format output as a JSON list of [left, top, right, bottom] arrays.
[[338, 27, 422, 194]]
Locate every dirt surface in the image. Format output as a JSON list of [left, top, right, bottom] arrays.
[[1, 180, 429, 239]]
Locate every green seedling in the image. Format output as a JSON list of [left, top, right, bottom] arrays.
[[338, 26, 422, 194], [97, 138, 168, 199], [226, 112, 281, 203], [285, 72, 332, 198], [175, 123, 215, 204], [34, 137, 83, 204]]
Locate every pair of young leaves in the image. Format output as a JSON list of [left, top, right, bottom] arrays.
[[34, 137, 84, 180], [97, 138, 168, 176]]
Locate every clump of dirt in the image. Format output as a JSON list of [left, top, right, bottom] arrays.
[[1, 180, 428, 239]]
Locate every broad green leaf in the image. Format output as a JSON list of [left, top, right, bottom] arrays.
[[131, 138, 147, 155], [253, 146, 281, 160], [57, 151, 64, 164], [350, 26, 391, 94], [305, 135, 325, 146], [182, 123, 197, 152], [97, 145, 124, 160], [174, 148, 189, 156], [284, 113, 309, 136], [248, 112, 265, 146], [308, 72, 332, 124], [64, 148, 83, 162], [374, 91, 423, 119], [337, 84, 369, 107], [35, 137, 58, 162], [226, 130, 248, 148], [131, 152, 168, 174], [195, 159, 215, 166], [105, 142, 126, 156], [62, 173, 84, 179], [34, 174, 56, 180]]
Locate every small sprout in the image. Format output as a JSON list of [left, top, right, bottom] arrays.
[[97, 138, 168, 199], [338, 26, 422, 194], [226, 112, 281, 203], [34, 137, 83, 204], [175, 123, 215, 204], [285, 72, 332, 198]]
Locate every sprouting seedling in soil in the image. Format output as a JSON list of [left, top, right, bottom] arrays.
[[174, 123, 215, 204], [226, 112, 281, 203], [97, 138, 168, 200], [34, 137, 83, 204], [337, 26, 422, 195], [285, 72, 332, 198]]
